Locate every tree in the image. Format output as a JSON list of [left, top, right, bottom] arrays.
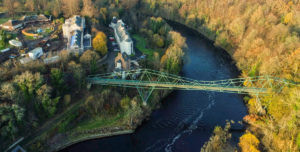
[[84, 95, 104, 115], [99, 8, 108, 24], [152, 34, 164, 48], [13, 71, 43, 103], [0, 103, 24, 140], [50, 68, 66, 96], [3, 0, 15, 16], [25, 0, 35, 11], [81, 0, 97, 18], [120, 96, 131, 110], [62, 0, 80, 17], [93, 32, 108, 56], [168, 31, 187, 49], [68, 61, 85, 89], [80, 50, 100, 74], [0, 30, 8, 48], [121, 0, 139, 9], [51, 0, 62, 17], [0, 82, 16, 102], [36, 85, 60, 117], [239, 132, 260, 152]]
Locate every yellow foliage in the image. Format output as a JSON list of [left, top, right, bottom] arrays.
[[268, 99, 290, 121], [93, 31, 108, 56], [248, 98, 257, 114], [284, 12, 293, 24], [239, 133, 260, 152]]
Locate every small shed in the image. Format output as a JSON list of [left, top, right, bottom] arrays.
[[0, 48, 10, 53], [28, 47, 43, 60]]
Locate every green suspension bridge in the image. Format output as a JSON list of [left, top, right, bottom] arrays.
[[87, 69, 298, 102]]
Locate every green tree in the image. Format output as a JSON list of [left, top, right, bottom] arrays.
[[0, 104, 24, 140], [50, 68, 66, 96], [0, 30, 8, 48], [36, 85, 60, 117], [93, 32, 108, 57]]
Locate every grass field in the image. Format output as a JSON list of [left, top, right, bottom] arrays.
[[74, 114, 125, 131], [0, 15, 23, 24], [133, 34, 156, 59], [0, 18, 9, 24]]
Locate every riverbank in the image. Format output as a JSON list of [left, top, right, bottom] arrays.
[[51, 129, 134, 152], [59, 18, 248, 152]]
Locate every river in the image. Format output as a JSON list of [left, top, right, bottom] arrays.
[[60, 22, 248, 152]]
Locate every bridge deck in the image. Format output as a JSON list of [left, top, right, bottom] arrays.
[[87, 78, 268, 94]]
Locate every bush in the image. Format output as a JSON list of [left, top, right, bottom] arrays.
[[120, 96, 131, 110]]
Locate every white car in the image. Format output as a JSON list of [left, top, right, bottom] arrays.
[[112, 42, 118, 46]]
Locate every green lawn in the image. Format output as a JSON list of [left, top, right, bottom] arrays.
[[0, 15, 23, 24], [25, 35, 37, 40], [74, 114, 125, 131], [133, 34, 156, 59], [0, 18, 9, 24]]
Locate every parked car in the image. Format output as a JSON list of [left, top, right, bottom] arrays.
[[109, 37, 115, 41], [9, 54, 17, 59], [112, 42, 118, 46]]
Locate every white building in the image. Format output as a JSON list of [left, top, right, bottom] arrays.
[[110, 17, 134, 56], [9, 40, 22, 47], [28, 47, 43, 60], [62, 15, 87, 54]]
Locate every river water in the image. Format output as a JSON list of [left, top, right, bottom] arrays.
[[61, 23, 248, 152]]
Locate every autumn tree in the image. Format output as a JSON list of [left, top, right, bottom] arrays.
[[4, 0, 15, 16], [0, 83, 17, 102], [201, 122, 233, 152], [81, 0, 97, 18], [121, 0, 139, 9], [239, 132, 260, 152], [51, 0, 63, 17], [25, 0, 35, 11], [161, 31, 186, 73], [98, 8, 108, 24], [84, 95, 104, 116], [152, 34, 164, 48], [67, 61, 85, 89], [62, 0, 80, 17], [93, 31, 108, 57], [120, 96, 131, 110], [80, 50, 100, 74]]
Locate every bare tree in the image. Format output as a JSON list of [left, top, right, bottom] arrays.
[[4, 0, 16, 16], [25, 0, 35, 11], [62, 0, 80, 17], [81, 0, 97, 17]]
